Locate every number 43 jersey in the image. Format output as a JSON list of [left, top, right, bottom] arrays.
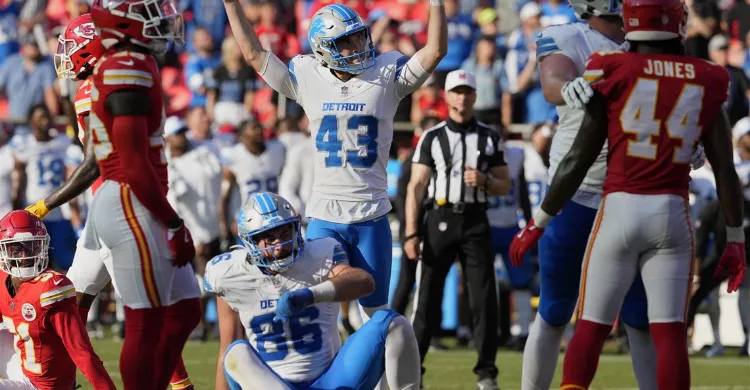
[[274, 51, 427, 223], [584, 51, 729, 197], [203, 238, 345, 383]]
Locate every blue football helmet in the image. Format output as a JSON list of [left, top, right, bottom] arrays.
[[308, 4, 376, 74], [237, 192, 304, 272]]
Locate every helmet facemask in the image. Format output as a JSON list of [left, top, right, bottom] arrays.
[[54, 37, 77, 79], [0, 234, 49, 281], [239, 218, 304, 273], [318, 27, 375, 74]]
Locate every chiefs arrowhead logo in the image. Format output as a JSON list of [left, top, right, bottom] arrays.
[[72, 22, 96, 40]]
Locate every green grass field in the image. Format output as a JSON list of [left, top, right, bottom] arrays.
[[78, 339, 750, 389]]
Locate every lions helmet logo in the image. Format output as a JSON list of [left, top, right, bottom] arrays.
[[72, 22, 96, 40]]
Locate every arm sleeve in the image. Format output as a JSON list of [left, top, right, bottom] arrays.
[[412, 130, 435, 166], [535, 26, 584, 65], [259, 52, 300, 103], [394, 54, 431, 100], [48, 300, 116, 390], [486, 133, 508, 168]]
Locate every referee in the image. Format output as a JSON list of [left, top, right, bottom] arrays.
[[404, 69, 511, 390]]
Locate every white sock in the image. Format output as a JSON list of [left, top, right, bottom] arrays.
[[115, 295, 125, 323], [87, 294, 100, 323], [709, 289, 721, 346], [514, 290, 532, 337], [360, 304, 390, 390], [738, 284, 750, 339], [385, 315, 421, 390], [624, 324, 658, 390], [521, 314, 565, 390]]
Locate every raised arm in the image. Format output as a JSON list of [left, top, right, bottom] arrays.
[[395, 0, 447, 99], [222, 0, 298, 101]]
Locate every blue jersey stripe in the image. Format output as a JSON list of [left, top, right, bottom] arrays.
[[288, 59, 298, 87], [394, 56, 408, 82], [536, 43, 560, 57]]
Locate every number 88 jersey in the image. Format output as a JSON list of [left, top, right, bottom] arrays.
[[583, 51, 729, 198], [203, 238, 345, 383]]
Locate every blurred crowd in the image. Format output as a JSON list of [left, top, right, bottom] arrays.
[[0, 0, 748, 352]]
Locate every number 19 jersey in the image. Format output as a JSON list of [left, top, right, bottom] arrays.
[[203, 238, 346, 383], [584, 51, 729, 197], [285, 52, 411, 223]]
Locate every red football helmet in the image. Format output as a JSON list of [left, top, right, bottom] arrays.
[[623, 0, 687, 41], [91, 0, 184, 53], [55, 14, 105, 80], [0, 211, 49, 280]]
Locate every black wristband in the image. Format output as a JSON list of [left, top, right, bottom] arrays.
[[404, 233, 420, 242]]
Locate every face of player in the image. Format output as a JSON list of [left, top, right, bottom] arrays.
[[335, 29, 368, 62], [240, 121, 264, 146], [253, 224, 294, 261], [446, 86, 477, 120], [29, 107, 51, 135], [3, 241, 41, 270]]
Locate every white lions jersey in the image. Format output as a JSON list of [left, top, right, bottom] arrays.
[[204, 238, 347, 383], [487, 144, 525, 228], [689, 166, 717, 220], [537, 23, 623, 207], [221, 140, 286, 206], [259, 50, 430, 223], [10, 133, 73, 221], [524, 145, 548, 215]]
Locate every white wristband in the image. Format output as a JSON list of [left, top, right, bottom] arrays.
[[727, 226, 745, 243], [309, 280, 336, 303], [533, 209, 554, 228], [430, 0, 444, 6]]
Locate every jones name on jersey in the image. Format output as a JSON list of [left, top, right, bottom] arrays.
[[203, 237, 348, 383]]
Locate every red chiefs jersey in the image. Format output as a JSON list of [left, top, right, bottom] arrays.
[[89, 50, 169, 194], [584, 51, 730, 198], [74, 78, 104, 194], [0, 271, 86, 389]]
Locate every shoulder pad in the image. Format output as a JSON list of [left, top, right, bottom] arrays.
[[37, 271, 75, 309], [536, 24, 580, 58], [95, 52, 155, 89], [204, 251, 242, 294]]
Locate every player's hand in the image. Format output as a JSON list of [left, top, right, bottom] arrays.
[[25, 200, 50, 219], [404, 236, 421, 261], [464, 164, 486, 188], [561, 77, 594, 110], [714, 242, 746, 293], [168, 221, 196, 267], [509, 220, 545, 267], [690, 144, 706, 170], [274, 288, 314, 323]]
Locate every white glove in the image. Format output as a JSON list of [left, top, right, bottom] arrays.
[[690, 144, 706, 170], [561, 77, 594, 110]]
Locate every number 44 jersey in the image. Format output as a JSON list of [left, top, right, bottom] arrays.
[[203, 238, 346, 383], [584, 51, 729, 197], [274, 51, 427, 223]]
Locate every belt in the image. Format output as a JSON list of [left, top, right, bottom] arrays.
[[430, 201, 487, 214]]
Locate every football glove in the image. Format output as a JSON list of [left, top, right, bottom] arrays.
[[714, 241, 746, 293], [561, 77, 594, 110], [167, 221, 196, 267], [509, 220, 545, 267], [690, 144, 706, 170], [25, 200, 51, 219], [274, 288, 314, 323]]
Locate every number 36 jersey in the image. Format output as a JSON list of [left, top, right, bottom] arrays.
[[584, 51, 729, 198], [203, 238, 347, 383], [268, 51, 427, 223]]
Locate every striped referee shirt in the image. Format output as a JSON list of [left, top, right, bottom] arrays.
[[412, 118, 507, 204]]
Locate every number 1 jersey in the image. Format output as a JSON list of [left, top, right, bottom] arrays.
[[280, 52, 419, 223], [584, 51, 729, 197], [203, 238, 347, 383]]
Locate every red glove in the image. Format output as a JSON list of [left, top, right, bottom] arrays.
[[714, 241, 746, 293], [168, 222, 196, 267], [509, 219, 545, 267]]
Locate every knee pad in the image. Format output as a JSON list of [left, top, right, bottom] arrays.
[[538, 299, 576, 328]]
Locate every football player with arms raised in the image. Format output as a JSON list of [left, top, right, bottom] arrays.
[[24, 13, 200, 390], [221, 0, 446, 326], [511, 0, 745, 387], [205, 193, 421, 390], [0, 210, 116, 390], [69, 1, 200, 389]]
